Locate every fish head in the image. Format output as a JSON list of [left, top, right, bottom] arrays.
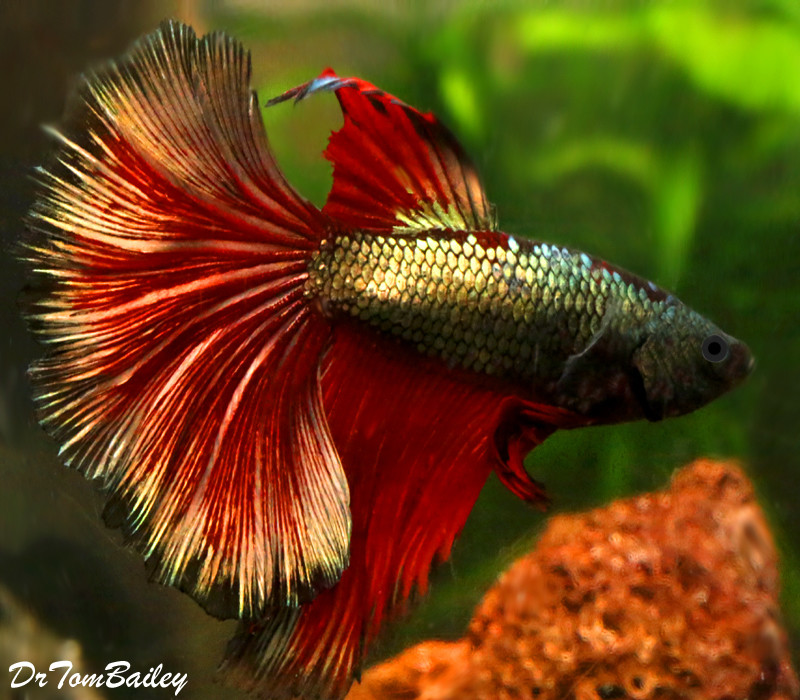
[[630, 303, 753, 421]]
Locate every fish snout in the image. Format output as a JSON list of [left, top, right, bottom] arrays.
[[725, 338, 755, 385], [703, 332, 754, 389]]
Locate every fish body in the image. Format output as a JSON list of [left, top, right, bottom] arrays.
[[310, 229, 749, 422], [22, 21, 751, 700]]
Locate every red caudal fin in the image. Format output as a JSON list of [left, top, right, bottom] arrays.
[[21, 21, 350, 619], [267, 69, 497, 233], [220, 324, 577, 698]]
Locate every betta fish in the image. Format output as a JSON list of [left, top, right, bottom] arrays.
[[22, 20, 752, 700]]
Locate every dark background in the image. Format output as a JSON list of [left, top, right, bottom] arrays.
[[1, 1, 798, 698]]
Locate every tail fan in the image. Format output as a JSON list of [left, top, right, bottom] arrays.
[[22, 20, 350, 619]]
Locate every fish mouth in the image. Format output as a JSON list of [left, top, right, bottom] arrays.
[[726, 339, 755, 385], [706, 336, 755, 395]]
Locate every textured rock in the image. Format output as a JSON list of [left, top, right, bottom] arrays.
[[348, 459, 799, 700]]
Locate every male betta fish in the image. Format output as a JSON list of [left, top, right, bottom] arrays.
[[23, 20, 752, 700]]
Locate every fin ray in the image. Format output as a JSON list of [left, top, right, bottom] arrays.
[[23, 20, 350, 619]]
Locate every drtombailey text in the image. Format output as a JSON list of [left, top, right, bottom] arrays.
[[8, 660, 188, 695]]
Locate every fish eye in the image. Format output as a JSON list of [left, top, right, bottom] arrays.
[[701, 334, 729, 363]]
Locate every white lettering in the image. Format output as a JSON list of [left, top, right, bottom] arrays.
[[8, 662, 38, 688], [8, 659, 186, 694], [126, 671, 142, 688], [144, 664, 162, 687], [172, 673, 188, 696], [49, 660, 73, 689], [104, 661, 130, 689], [80, 673, 104, 687]]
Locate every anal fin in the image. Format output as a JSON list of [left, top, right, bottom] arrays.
[[221, 324, 579, 698]]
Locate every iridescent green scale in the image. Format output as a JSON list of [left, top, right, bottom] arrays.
[[309, 231, 664, 389]]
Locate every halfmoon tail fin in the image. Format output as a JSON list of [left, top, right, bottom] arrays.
[[22, 20, 349, 620]]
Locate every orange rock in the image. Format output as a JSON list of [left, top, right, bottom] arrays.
[[347, 460, 799, 700]]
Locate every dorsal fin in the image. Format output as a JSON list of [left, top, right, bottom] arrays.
[[267, 69, 497, 233]]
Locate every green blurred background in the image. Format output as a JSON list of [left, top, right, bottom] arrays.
[[1, 1, 798, 697]]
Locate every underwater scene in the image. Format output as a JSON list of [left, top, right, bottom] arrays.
[[1, 1, 799, 698]]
